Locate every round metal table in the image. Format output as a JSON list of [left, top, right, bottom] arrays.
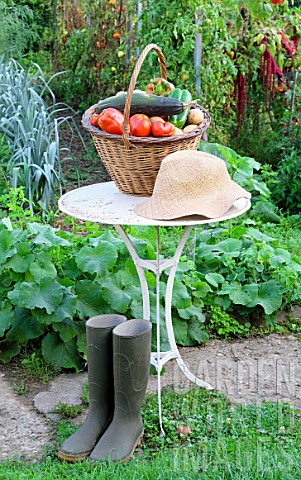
[[59, 181, 251, 435]]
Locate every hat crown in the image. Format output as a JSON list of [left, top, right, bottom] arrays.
[[153, 151, 231, 201]]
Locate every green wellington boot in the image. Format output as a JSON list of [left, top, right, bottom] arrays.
[[89, 318, 152, 463], [58, 314, 127, 462]]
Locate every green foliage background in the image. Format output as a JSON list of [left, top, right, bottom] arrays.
[[0, 210, 300, 370], [1, 0, 300, 212]]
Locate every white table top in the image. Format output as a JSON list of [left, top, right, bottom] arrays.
[[59, 182, 251, 226]]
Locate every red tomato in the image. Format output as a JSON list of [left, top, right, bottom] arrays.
[[152, 121, 175, 137], [98, 108, 124, 135], [129, 114, 152, 137], [271, 0, 283, 4], [90, 113, 100, 127]]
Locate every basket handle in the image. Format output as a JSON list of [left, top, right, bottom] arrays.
[[122, 43, 167, 148]]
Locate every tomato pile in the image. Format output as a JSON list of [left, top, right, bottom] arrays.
[[91, 108, 176, 137]]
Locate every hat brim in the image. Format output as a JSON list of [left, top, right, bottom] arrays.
[[135, 180, 251, 220]]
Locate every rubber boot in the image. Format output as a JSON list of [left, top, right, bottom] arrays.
[[58, 314, 127, 462], [90, 318, 152, 463]]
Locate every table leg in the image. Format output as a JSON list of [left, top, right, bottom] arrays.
[[114, 224, 213, 435], [161, 226, 213, 390], [155, 226, 165, 436], [114, 225, 151, 322]]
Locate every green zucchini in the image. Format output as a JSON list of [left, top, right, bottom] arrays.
[[95, 92, 195, 117], [168, 89, 193, 129]]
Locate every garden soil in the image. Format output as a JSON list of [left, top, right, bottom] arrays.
[[1, 312, 301, 462]]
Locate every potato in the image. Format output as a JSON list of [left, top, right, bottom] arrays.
[[183, 124, 198, 133], [172, 127, 184, 135], [187, 109, 205, 125], [150, 116, 165, 125]]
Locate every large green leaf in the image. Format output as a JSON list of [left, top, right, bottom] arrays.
[[29, 253, 57, 282], [33, 289, 77, 325], [248, 280, 283, 315], [129, 285, 144, 319], [42, 333, 83, 371], [128, 236, 150, 257], [186, 317, 209, 346], [0, 271, 13, 288], [196, 244, 216, 261], [0, 230, 16, 264], [5, 241, 35, 273], [128, 226, 156, 259], [198, 141, 231, 164], [172, 279, 191, 309], [0, 301, 14, 337], [149, 290, 166, 324], [270, 248, 291, 267], [28, 223, 70, 246], [213, 239, 242, 255], [172, 316, 188, 345], [102, 282, 132, 313], [8, 278, 64, 313], [252, 201, 281, 224], [89, 230, 124, 249], [151, 321, 170, 352], [0, 342, 21, 363], [114, 269, 140, 288], [76, 240, 118, 275], [52, 318, 79, 342], [246, 228, 276, 242], [172, 315, 208, 346], [62, 257, 82, 280], [75, 279, 109, 319], [192, 281, 211, 299], [228, 284, 259, 306], [28, 223, 72, 246], [6, 308, 45, 343], [205, 273, 224, 288], [5, 252, 35, 273], [178, 305, 205, 322], [76, 324, 87, 359]]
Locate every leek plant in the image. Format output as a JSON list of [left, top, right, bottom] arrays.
[[0, 57, 80, 213]]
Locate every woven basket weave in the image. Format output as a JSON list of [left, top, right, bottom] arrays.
[[82, 43, 211, 197]]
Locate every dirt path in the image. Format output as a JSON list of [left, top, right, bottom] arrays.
[[1, 329, 301, 462], [0, 373, 53, 461], [147, 333, 301, 406]]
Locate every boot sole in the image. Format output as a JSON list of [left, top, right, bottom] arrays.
[[57, 416, 114, 463], [89, 430, 144, 464], [120, 430, 144, 464], [58, 450, 91, 462]]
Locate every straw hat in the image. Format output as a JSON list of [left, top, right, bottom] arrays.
[[135, 150, 251, 220]]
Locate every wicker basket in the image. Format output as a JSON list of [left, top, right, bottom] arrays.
[[82, 43, 211, 197]]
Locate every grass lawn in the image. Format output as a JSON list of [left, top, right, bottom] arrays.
[[1, 388, 301, 479]]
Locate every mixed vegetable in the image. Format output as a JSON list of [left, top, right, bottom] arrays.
[[146, 77, 174, 96], [90, 79, 205, 138]]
